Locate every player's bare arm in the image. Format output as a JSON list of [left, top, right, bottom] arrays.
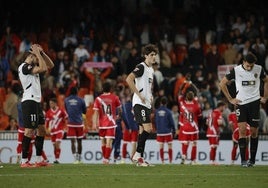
[[34, 44, 54, 69], [126, 73, 145, 103], [92, 110, 99, 131], [41, 51, 54, 69], [29, 44, 48, 74], [261, 76, 268, 103], [219, 76, 241, 105]]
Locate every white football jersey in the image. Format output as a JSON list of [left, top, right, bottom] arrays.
[[18, 62, 42, 102], [132, 62, 154, 109], [228, 64, 265, 105]]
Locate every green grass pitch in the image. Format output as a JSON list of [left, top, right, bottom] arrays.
[[0, 164, 268, 188]]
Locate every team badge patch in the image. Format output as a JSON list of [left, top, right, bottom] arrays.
[[254, 73, 258, 78]]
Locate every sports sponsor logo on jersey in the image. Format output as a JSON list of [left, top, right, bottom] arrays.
[[242, 81, 255, 86], [69, 99, 78, 105]]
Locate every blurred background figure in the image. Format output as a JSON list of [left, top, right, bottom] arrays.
[[154, 97, 175, 164]]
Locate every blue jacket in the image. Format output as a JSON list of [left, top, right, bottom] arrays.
[[155, 106, 175, 134], [64, 95, 86, 124]]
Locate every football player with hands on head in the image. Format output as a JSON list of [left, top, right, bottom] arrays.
[[18, 44, 54, 168]]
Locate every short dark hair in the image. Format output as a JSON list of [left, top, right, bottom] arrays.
[[217, 101, 226, 108], [50, 98, 57, 103], [142, 44, 159, 56], [244, 52, 257, 64], [70, 87, 78, 95], [160, 97, 168, 105], [102, 82, 111, 93]]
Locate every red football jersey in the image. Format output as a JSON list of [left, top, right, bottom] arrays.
[[206, 109, 223, 137], [93, 93, 121, 129], [45, 107, 68, 133], [228, 112, 238, 131], [179, 99, 202, 134]]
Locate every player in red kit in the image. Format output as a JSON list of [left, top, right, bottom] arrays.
[[92, 82, 122, 164], [228, 109, 251, 165], [178, 90, 202, 165], [206, 101, 226, 165], [45, 98, 68, 164]]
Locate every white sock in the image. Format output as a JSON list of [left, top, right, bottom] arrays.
[[36, 156, 42, 163], [21, 158, 28, 164]]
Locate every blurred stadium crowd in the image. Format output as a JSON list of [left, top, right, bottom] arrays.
[[1, 0, 268, 134]]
